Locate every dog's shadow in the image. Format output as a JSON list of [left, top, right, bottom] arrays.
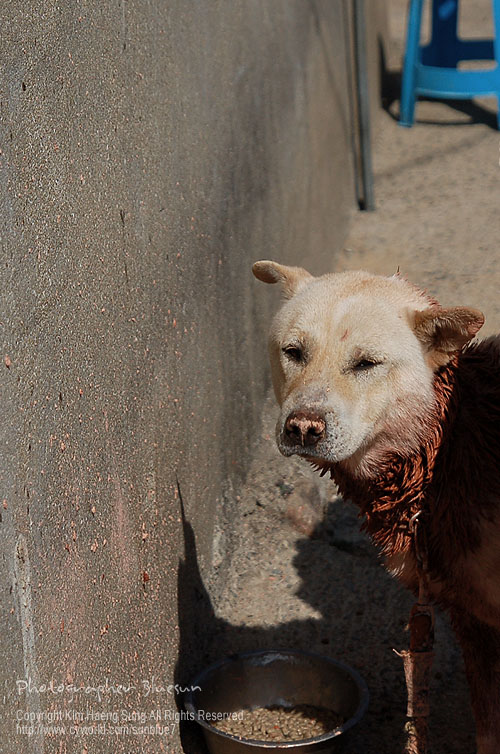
[[174, 487, 475, 754]]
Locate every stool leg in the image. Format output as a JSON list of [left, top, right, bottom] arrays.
[[400, 0, 425, 127], [494, 0, 500, 130], [424, 0, 459, 67]]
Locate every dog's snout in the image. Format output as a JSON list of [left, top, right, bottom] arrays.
[[284, 411, 326, 447]]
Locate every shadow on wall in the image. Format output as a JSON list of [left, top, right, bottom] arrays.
[[174, 483, 413, 754]]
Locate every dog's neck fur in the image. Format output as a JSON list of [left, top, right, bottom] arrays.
[[327, 343, 500, 575]]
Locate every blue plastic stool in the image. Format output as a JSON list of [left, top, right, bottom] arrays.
[[400, 0, 500, 128]]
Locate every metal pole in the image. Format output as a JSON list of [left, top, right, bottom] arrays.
[[353, 0, 375, 211]]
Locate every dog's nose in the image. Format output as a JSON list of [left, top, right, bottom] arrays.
[[284, 411, 326, 447]]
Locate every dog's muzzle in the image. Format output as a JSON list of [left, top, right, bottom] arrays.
[[283, 410, 326, 448]]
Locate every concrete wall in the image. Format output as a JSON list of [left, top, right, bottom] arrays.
[[0, 2, 385, 751]]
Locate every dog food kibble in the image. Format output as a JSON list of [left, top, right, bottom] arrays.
[[214, 703, 344, 742]]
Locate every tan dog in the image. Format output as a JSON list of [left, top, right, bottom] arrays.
[[253, 260, 500, 754]]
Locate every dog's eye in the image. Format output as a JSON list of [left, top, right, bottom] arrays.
[[282, 345, 303, 363], [353, 358, 380, 371]]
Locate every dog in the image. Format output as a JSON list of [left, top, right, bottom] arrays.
[[252, 260, 500, 754]]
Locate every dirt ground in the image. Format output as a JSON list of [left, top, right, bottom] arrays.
[[183, 1, 500, 752]]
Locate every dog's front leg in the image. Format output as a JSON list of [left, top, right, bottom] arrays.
[[451, 611, 500, 754]]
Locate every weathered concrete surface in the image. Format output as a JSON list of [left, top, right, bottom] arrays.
[[0, 1, 386, 752]]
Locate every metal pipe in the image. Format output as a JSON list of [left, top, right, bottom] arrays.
[[353, 0, 375, 211]]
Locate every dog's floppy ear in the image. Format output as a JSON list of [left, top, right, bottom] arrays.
[[252, 260, 313, 299], [413, 306, 484, 367]]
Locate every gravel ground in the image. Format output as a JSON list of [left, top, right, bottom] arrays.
[[182, 2, 500, 752]]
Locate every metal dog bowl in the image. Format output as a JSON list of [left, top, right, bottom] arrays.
[[184, 649, 369, 753]]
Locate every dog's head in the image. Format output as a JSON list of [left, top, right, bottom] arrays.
[[253, 261, 484, 477]]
